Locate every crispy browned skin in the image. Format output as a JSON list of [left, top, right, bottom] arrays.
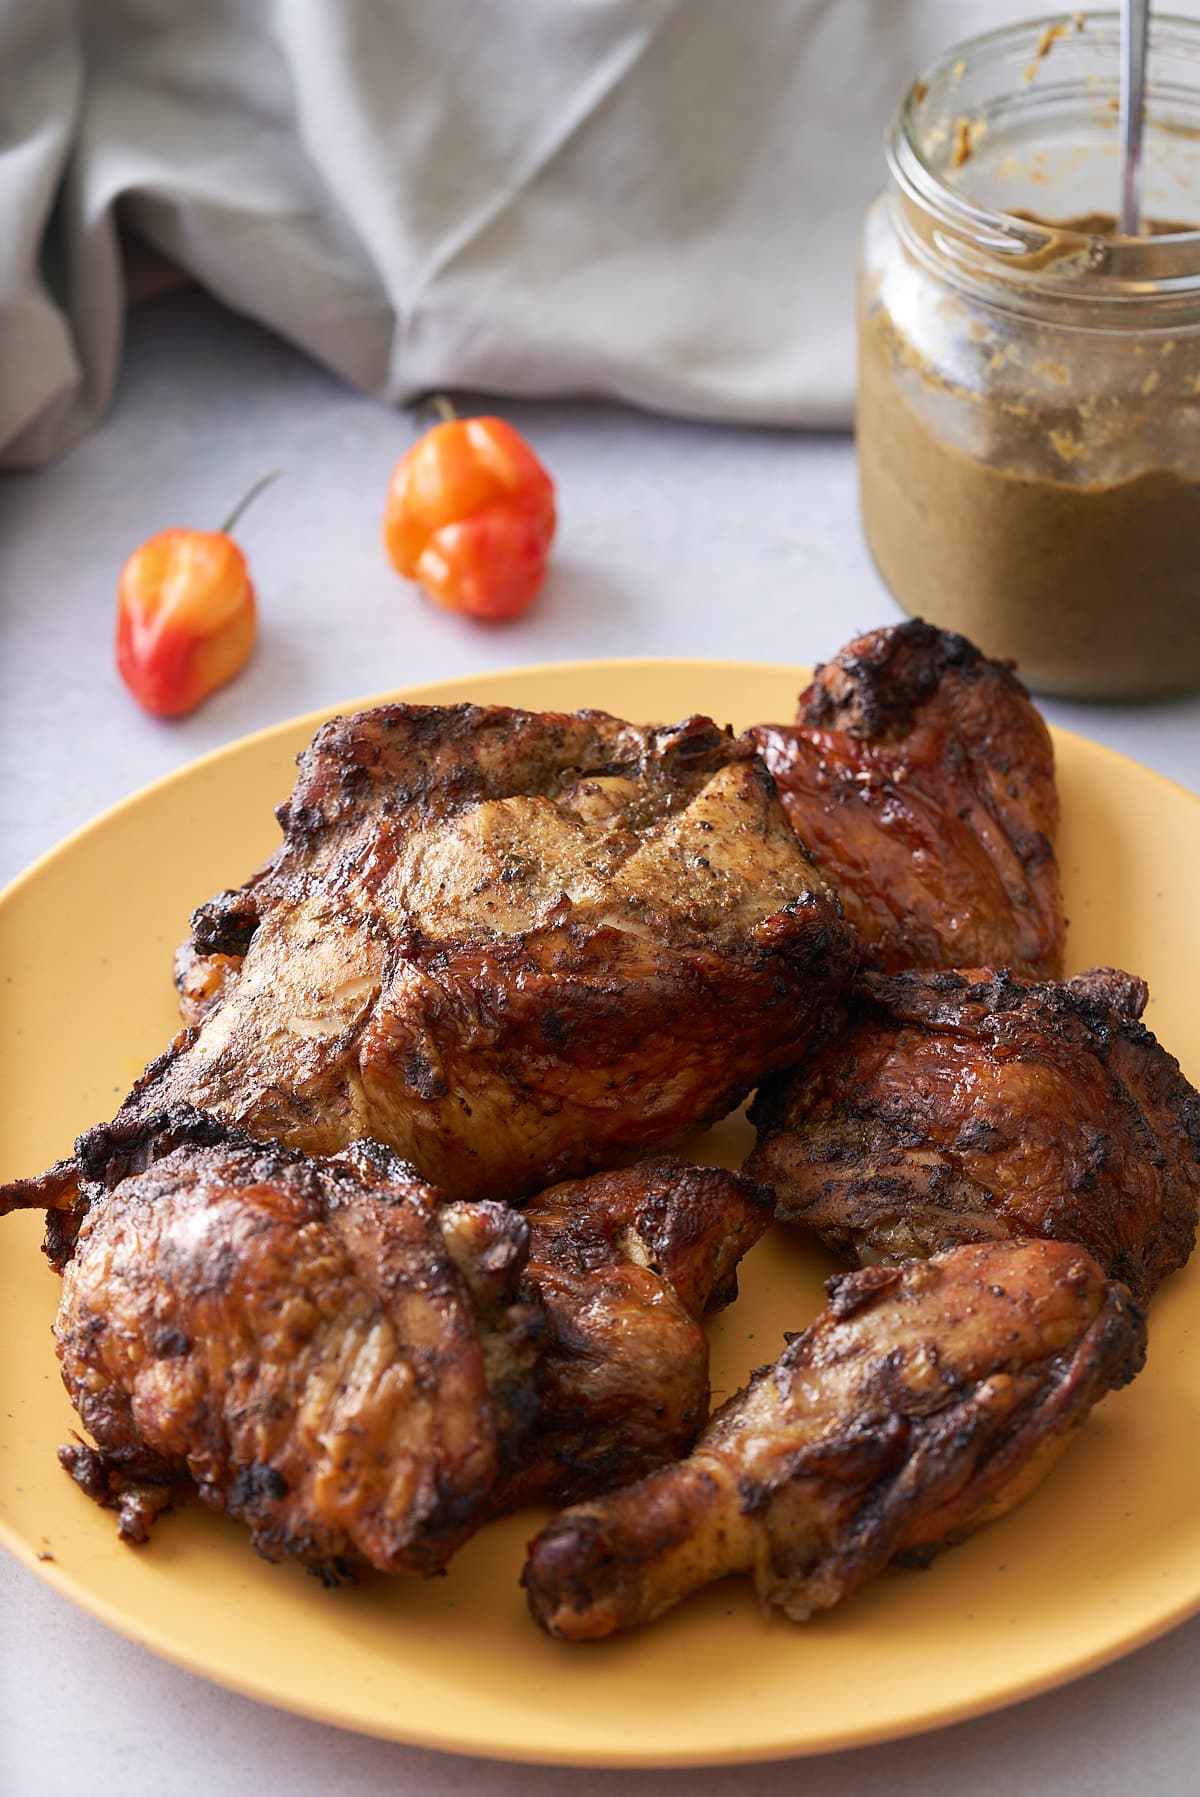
[[496, 1159, 774, 1511], [753, 621, 1064, 976], [19, 1119, 773, 1562], [6, 704, 853, 1212], [748, 967, 1200, 1304], [46, 1115, 541, 1581], [523, 1240, 1145, 1639]]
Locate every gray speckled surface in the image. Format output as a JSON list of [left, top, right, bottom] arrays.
[[2, 291, 1199, 1796]]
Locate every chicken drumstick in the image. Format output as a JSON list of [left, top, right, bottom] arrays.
[[524, 1239, 1145, 1639]]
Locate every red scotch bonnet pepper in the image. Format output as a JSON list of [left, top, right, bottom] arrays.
[[116, 473, 277, 718], [383, 406, 556, 621]]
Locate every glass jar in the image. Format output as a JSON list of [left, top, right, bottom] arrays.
[[858, 13, 1200, 699]]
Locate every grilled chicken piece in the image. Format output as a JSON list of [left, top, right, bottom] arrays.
[[8, 704, 853, 1213], [753, 621, 1065, 976], [15, 1112, 773, 1566], [523, 1240, 1145, 1639], [497, 1159, 774, 1511], [748, 967, 1200, 1304], [34, 1112, 542, 1581]]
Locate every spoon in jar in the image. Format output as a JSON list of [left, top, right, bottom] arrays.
[[1119, 0, 1151, 234]]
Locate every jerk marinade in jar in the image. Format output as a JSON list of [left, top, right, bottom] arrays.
[[858, 13, 1200, 698]]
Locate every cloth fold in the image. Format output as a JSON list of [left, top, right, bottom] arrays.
[[0, 0, 1086, 467]]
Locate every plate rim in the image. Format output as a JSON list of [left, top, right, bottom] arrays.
[[10, 1530, 1200, 1770], [3, 654, 1200, 1766], [6, 654, 1199, 913]]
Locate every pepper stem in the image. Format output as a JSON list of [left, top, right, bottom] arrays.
[[218, 470, 282, 537], [428, 394, 458, 425]]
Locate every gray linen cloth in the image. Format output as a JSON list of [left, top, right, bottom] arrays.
[[0, 0, 1086, 468]]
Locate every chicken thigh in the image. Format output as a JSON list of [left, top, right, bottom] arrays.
[[748, 967, 1200, 1303], [42, 1113, 542, 1581]]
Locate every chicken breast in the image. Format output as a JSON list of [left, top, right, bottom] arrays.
[[8, 703, 854, 1212]]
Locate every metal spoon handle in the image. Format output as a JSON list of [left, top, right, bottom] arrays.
[[1119, 0, 1151, 234]]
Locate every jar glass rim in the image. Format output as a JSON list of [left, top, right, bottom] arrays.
[[887, 10, 1200, 298]]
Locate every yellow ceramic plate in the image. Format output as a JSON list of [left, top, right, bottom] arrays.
[[2, 658, 1199, 1766]]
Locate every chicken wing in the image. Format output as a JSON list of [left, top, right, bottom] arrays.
[[6, 704, 853, 1213], [523, 1239, 1145, 1639], [39, 1111, 542, 1581], [497, 1158, 774, 1511], [748, 967, 1200, 1302], [753, 621, 1065, 975]]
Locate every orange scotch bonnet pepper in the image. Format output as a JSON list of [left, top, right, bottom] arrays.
[[383, 410, 556, 620], [116, 474, 277, 718]]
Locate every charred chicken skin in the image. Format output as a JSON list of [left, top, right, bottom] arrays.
[[0, 656, 1167, 1629], [36, 1112, 542, 1581], [753, 621, 1065, 977], [523, 1239, 1146, 1639], [8, 704, 853, 1215], [748, 967, 1200, 1304], [498, 1158, 774, 1512], [9, 1112, 774, 1567]]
